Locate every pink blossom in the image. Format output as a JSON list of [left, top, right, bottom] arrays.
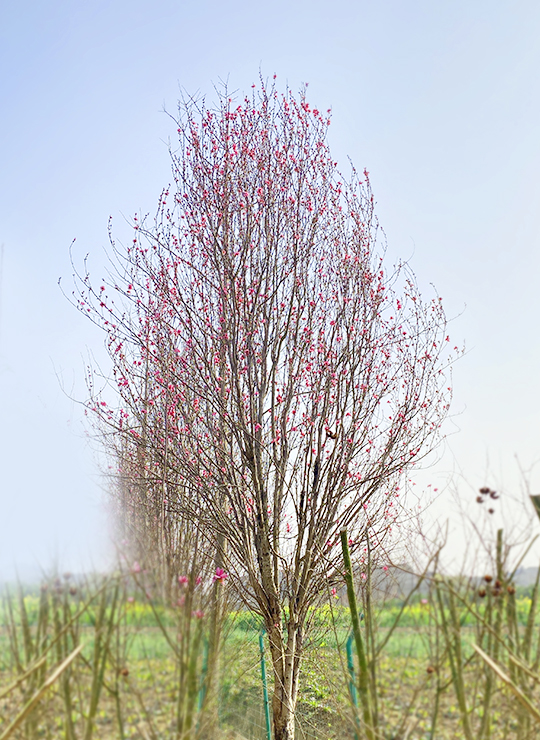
[[421, 599, 428, 605], [132, 561, 142, 574], [178, 575, 189, 586], [192, 610, 205, 619], [127, 596, 135, 603], [195, 576, 202, 585], [331, 587, 338, 599], [213, 567, 228, 582]]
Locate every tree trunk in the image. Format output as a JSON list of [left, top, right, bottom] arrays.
[[267, 621, 302, 740], [273, 703, 296, 740], [202, 533, 226, 736]]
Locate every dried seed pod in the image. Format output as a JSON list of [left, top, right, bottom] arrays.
[[478, 588, 487, 598], [507, 585, 516, 595], [492, 587, 502, 597], [484, 575, 493, 583], [426, 665, 435, 674], [120, 668, 129, 677], [479, 487, 490, 494]]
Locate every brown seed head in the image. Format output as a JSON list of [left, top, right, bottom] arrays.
[[476, 496, 484, 504], [478, 588, 487, 598], [120, 668, 129, 677], [492, 587, 502, 597], [426, 665, 435, 674], [69, 587, 77, 596], [507, 585, 516, 595], [495, 579, 502, 589], [484, 575, 493, 583], [479, 487, 490, 495]]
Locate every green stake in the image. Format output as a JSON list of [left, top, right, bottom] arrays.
[[346, 632, 360, 740], [259, 631, 272, 740], [197, 638, 209, 712]]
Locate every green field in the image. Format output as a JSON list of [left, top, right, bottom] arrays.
[[2, 576, 540, 740]]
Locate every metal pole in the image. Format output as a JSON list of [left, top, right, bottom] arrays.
[[259, 631, 272, 740]]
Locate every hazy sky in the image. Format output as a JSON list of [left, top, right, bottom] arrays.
[[1, 0, 539, 578]]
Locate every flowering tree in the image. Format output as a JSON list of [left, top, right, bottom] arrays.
[[73, 81, 454, 739]]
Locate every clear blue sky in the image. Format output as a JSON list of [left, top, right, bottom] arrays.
[[1, 0, 539, 578]]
